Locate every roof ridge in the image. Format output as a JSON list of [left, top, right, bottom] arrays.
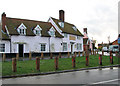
[[51, 17, 75, 26], [6, 17, 50, 24]]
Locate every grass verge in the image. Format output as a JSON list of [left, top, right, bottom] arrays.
[[2, 55, 119, 76]]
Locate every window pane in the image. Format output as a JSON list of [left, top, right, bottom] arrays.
[[64, 33, 67, 38], [19, 29, 26, 35], [50, 31, 55, 37], [63, 43, 67, 51], [0, 44, 5, 52], [41, 44, 46, 51], [77, 43, 82, 50]]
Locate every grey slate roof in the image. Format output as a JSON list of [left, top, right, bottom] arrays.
[[1, 17, 63, 39], [51, 17, 83, 36]]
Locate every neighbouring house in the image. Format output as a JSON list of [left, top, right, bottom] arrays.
[[0, 10, 84, 57], [110, 39, 118, 45], [98, 42, 109, 50], [83, 28, 94, 51]]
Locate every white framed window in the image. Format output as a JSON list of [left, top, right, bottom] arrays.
[[58, 22, 64, 28], [72, 26, 77, 31], [64, 33, 68, 38], [77, 43, 82, 50], [17, 23, 27, 35], [63, 43, 67, 51], [77, 36, 81, 40], [40, 44, 46, 51], [34, 25, 42, 36], [48, 27, 55, 37], [0, 44, 5, 52]]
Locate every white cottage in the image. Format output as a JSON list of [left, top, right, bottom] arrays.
[[0, 10, 83, 57], [48, 10, 84, 54]]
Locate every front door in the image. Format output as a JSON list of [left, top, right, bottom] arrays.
[[71, 44, 73, 54], [19, 44, 24, 57]]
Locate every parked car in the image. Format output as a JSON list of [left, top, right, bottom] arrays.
[[109, 45, 119, 52], [102, 47, 108, 52]]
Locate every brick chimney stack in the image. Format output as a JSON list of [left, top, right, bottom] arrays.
[[59, 10, 64, 22], [2, 12, 6, 32], [83, 28, 87, 34]]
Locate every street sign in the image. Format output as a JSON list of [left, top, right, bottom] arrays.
[[118, 37, 120, 44]]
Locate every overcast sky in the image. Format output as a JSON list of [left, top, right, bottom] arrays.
[[0, 0, 119, 45]]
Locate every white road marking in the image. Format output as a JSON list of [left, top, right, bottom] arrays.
[[91, 79, 120, 84]]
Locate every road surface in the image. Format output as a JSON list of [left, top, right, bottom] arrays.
[[2, 67, 120, 85]]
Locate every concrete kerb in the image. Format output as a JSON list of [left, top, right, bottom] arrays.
[[1, 65, 119, 79]]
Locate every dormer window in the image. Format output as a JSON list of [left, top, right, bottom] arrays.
[[72, 26, 77, 31], [33, 25, 42, 36], [58, 22, 64, 28], [17, 23, 27, 35], [48, 27, 55, 37]]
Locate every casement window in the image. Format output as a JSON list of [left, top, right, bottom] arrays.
[[48, 27, 55, 37], [34, 25, 42, 36], [40, 44, 46, 51], [64, 33, 68, 38], [77, 36, 81, 40], [58, 22, 64, 28], [19, 29, 26, 35], [17, 23, 27, 35], [0, 44, 5, 52], [63, 43, 67, 51], [77, 43, 82, 50], [35, 30, 41, 35], [72, 26, 77, 31]]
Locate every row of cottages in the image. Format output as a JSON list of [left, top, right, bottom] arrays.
[[0, 10, 84, 57]]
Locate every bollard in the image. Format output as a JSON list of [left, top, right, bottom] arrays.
[[59, 52, 61, 58], [29, 52, 32, 60], [74, 52, 76, 58], [72, 56, 76, 68], [110, 54, 113, 64], [78, 51, 80, 57], [41, 52, 44, 59], [86, 56, 89, 66], [110, 51, 112, 57], [102, 51, 104, 56], [93, 50, 94, 55], [50, 52, 53, 59], [12, 58, 17, 72], [68, 52, 70, 58], [2, 53, 6, 62], [36, 57, 40, 71], [55, 56, 58, 70], [16, 53, 19, 60], [99, 54, 102, 65], [82, 51, 84, 56]]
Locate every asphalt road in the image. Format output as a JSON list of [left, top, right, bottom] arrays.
[[2, 67, 120, 85]]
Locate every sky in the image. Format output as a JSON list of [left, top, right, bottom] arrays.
[[0, 0, 119, 46]]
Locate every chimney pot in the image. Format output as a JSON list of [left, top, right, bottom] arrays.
[[2, 12, 6, 32], [83, 28, 87, 34], [59, 10, 64, 22]]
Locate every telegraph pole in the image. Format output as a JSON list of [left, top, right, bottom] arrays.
[[118, 34, 120, 65]]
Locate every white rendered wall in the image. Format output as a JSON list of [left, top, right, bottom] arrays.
[[11, 36, 50, 53], [11, 35, 63, 53], [62, 33, 83, 52], [50, 37, 62, 52], [0, 40, 10, 53]]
